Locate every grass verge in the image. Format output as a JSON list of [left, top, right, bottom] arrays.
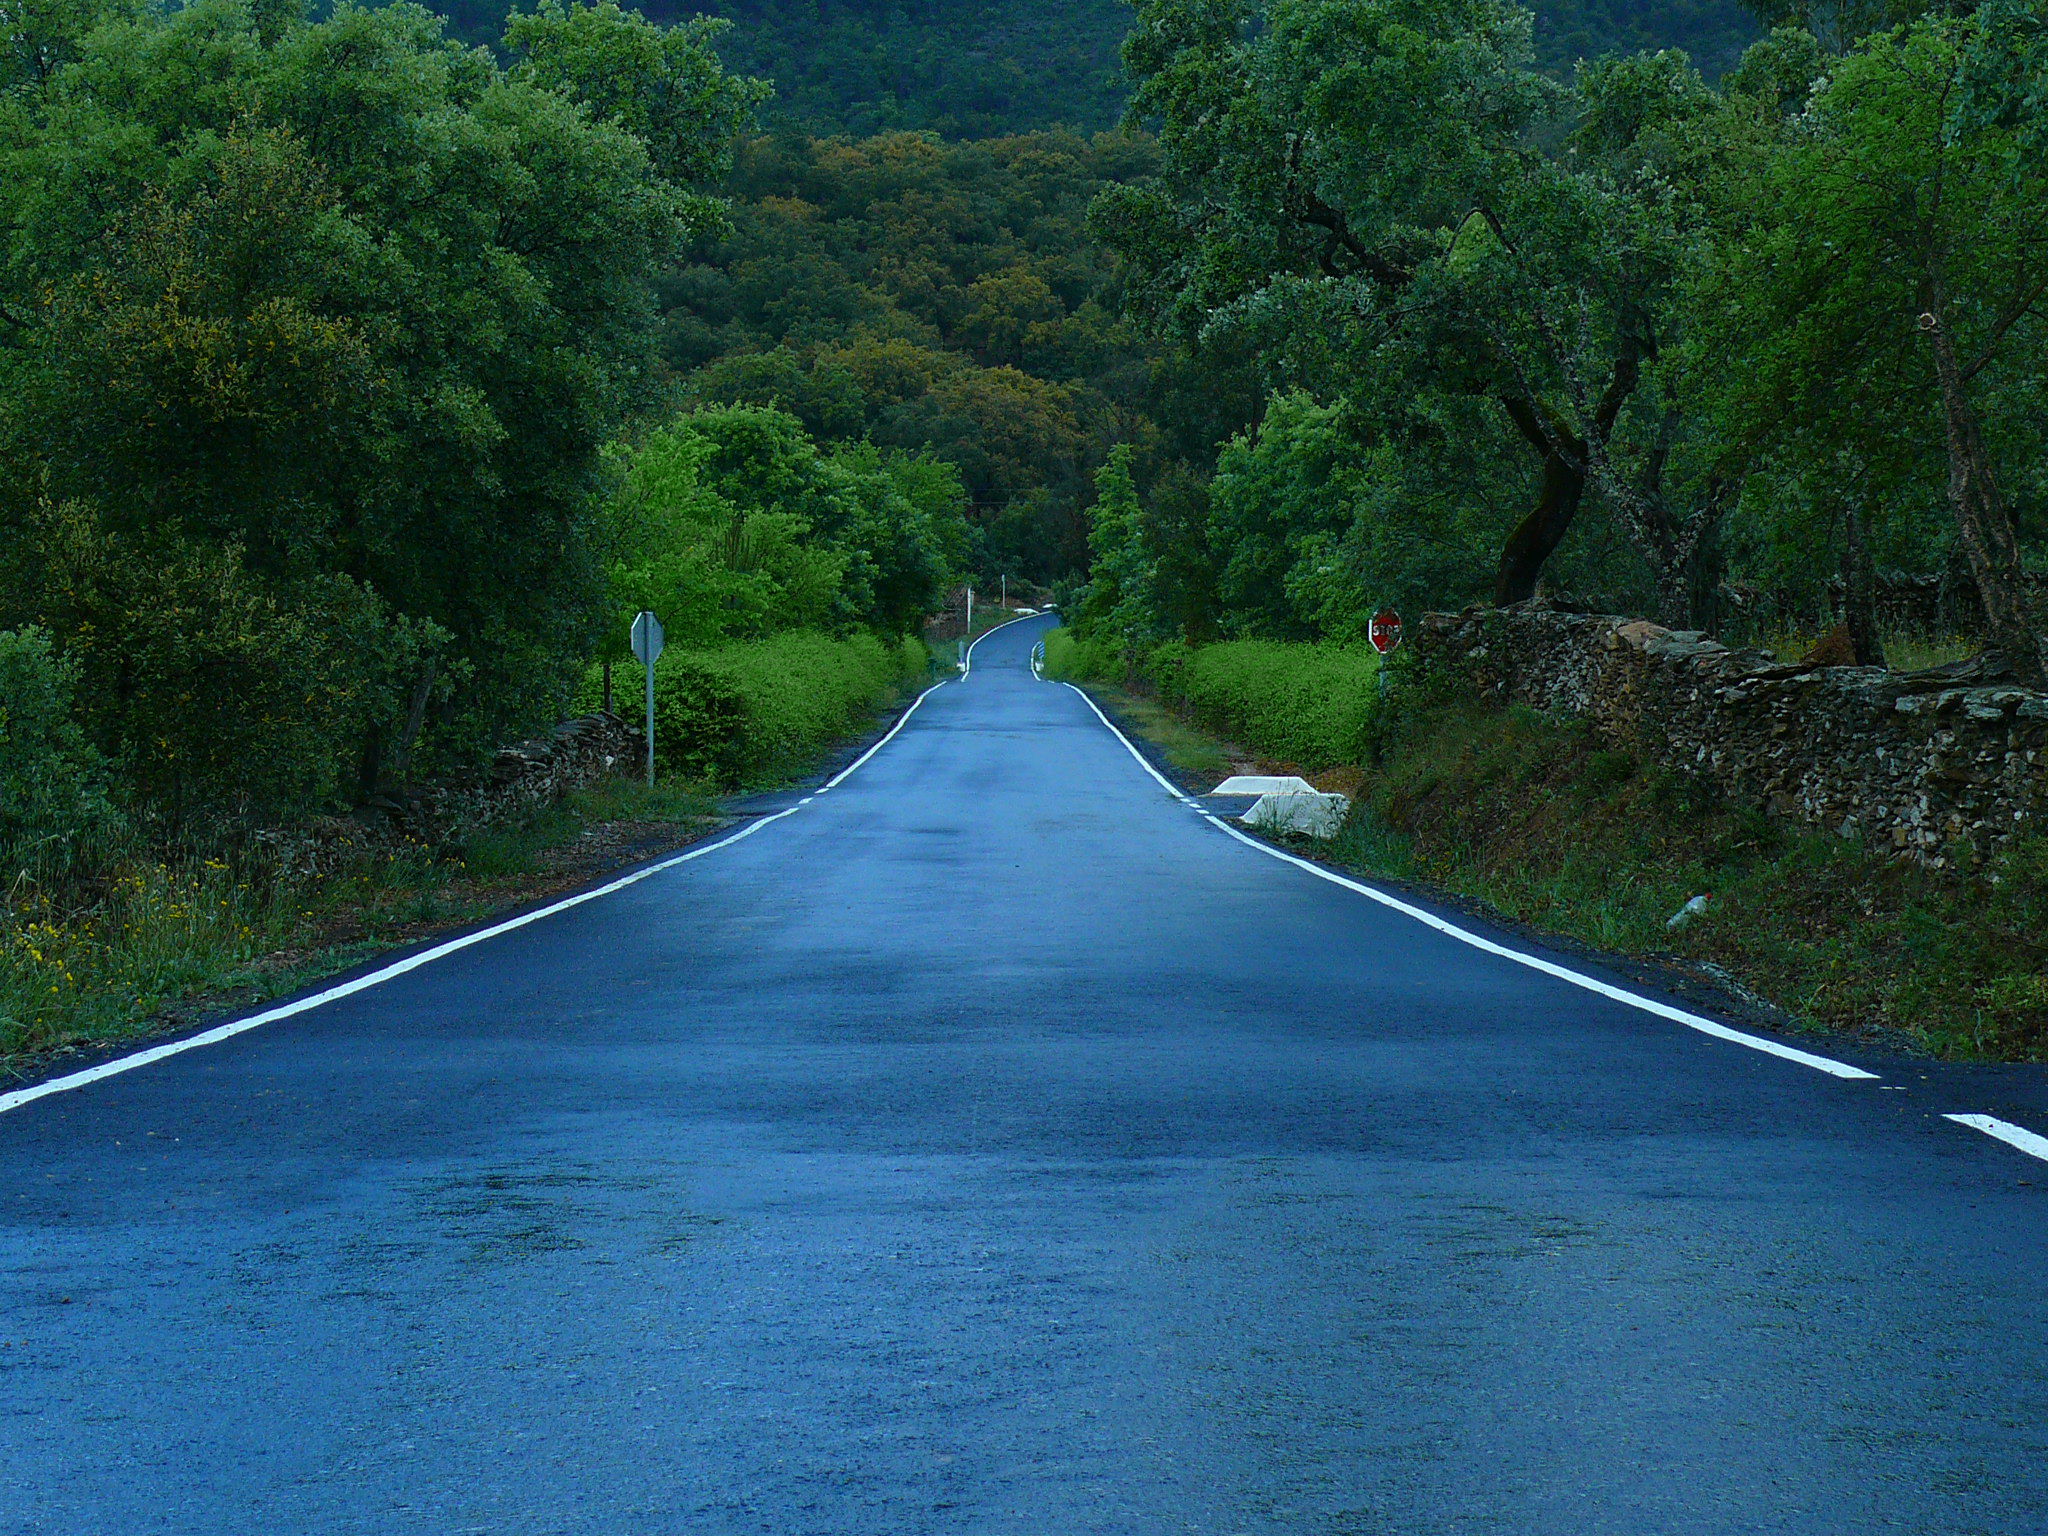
[[1059, 646, 2048, 1062], [1, 666, 935, 1082], [0, 778, 724, 1080]]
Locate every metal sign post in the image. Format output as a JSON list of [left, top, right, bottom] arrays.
[[630, 610, 665, 785]]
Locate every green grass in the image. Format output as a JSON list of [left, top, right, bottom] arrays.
[[1338, 700, 2048, 1059], [1763, 630, 1979, 670], [1057, 625, 2048, 1062], [0, 775, 726, 1075], [1079, 682, 1232, 780]]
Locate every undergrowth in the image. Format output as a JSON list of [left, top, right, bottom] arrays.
[[1351, 701, 2048, 1058], [0, 778, 720, 1072], [1055, 624, 2048, 1061]]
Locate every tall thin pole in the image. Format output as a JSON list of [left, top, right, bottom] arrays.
[[644, 654, 656, 786]]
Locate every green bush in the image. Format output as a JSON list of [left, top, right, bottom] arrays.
[[8, 506, 439, 823], [1041, 627, 1124, 683], [599, 631, 929, 786], [1153, 640, 1381, 771], [0, 628, 121, 877]]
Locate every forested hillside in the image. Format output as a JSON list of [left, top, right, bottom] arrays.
[[431, 0, 1759, 136], [655, 129, 1167, 580]]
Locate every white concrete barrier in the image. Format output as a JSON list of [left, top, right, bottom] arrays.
[[1212, 775, 1317, 796], [1242, 791, 1350, 839]]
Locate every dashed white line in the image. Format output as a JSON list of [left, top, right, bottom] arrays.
[[1945, 1114, 2048, 1164], [1056, 678, 1880, 1083]]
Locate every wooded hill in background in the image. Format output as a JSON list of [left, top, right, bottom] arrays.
[[431, 0, 1760, 137], [655, 129, 1168, 583]]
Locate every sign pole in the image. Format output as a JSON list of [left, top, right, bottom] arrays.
[[630, 610, 665, 787]]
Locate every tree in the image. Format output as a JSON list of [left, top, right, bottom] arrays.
[[0, 0, 763, 808], [1099, 0, 1670, 609], [1697, 13, 2048, 679]]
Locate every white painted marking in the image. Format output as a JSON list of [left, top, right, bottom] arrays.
[[1945, 1113, 2048, 1164], [1057, 679, 1879, 1082], [822, 678, 947, 789], [1, 676, 957, 1118], [960, 611, 1040, 677]]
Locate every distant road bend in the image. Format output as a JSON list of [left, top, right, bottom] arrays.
[[7, 612, 2048, 1535]]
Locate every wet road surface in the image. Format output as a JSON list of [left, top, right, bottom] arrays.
[[4, 613, 2048, 1535]]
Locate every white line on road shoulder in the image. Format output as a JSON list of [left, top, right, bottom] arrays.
[[1, 676, 957, 1119], [1945, 1114, 2048, 1164], [960, 611, 1042, 677], [1057, 679, 1879, 1083]]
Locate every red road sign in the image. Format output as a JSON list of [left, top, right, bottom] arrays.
[[1369, 609, 1403, 655]]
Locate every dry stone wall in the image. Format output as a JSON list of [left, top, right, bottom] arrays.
[[256, 714, 641, 880], [1416, 604, 2048, 865]]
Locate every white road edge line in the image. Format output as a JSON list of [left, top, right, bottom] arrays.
[[960, 610, 1041, 678], [1056, 678, 1880, 1083], [1, 673, 958, 1118], [1945, 1114, 2048, 1164]]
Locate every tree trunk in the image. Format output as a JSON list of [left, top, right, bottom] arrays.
[[388, 663, 438, 785], [1841, 500, 1886, 667], [1920, 302, 2047, 684], [1494, 400, 1588, 604], [1683, 509, 1724, 634]]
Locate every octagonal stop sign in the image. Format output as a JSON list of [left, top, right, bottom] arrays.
[[1369, 608, 1403, 655]]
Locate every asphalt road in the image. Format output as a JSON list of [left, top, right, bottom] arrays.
[[5, 612, 2048, 1536]]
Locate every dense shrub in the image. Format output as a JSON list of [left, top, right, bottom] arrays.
[[0, 628, 121, 877], [1154, 639, 1381, 770], [9, 507, 437, 823], [1047, 628, 1381, 768], [601, 631, 929, 785], [1041, 628, 1124, 684]]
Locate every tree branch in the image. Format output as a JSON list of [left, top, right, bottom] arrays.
[[1961, 270, 2048, 382]]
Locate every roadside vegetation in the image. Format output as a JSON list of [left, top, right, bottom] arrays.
[[0, 778, 721, 1067], [1051, 631, 2048, 1060], [1048, 0, 2048, 1057]]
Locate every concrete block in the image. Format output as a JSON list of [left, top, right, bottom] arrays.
[[1242, 791, 1350, 839], [1212, 775, 1317, 796]]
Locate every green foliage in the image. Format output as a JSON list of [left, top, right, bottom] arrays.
[[1693, 14, 2048, 610], [0, 0, 762, 818], [662, 129, 1162, 584], [2, 503, 444, 823], [1153, 640, 1382, 771], [618, 630, 929, 784], [1206, 394, 1505, 638], [1076, 445, 1160, 646], [1041, 626, 1125, 683], [0, 627, 120, 877], [506, 0, 769, 185], [1081, 0, 2048, 651], [599, 404, 968, 648], [1051, 625, 1381, 769]]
